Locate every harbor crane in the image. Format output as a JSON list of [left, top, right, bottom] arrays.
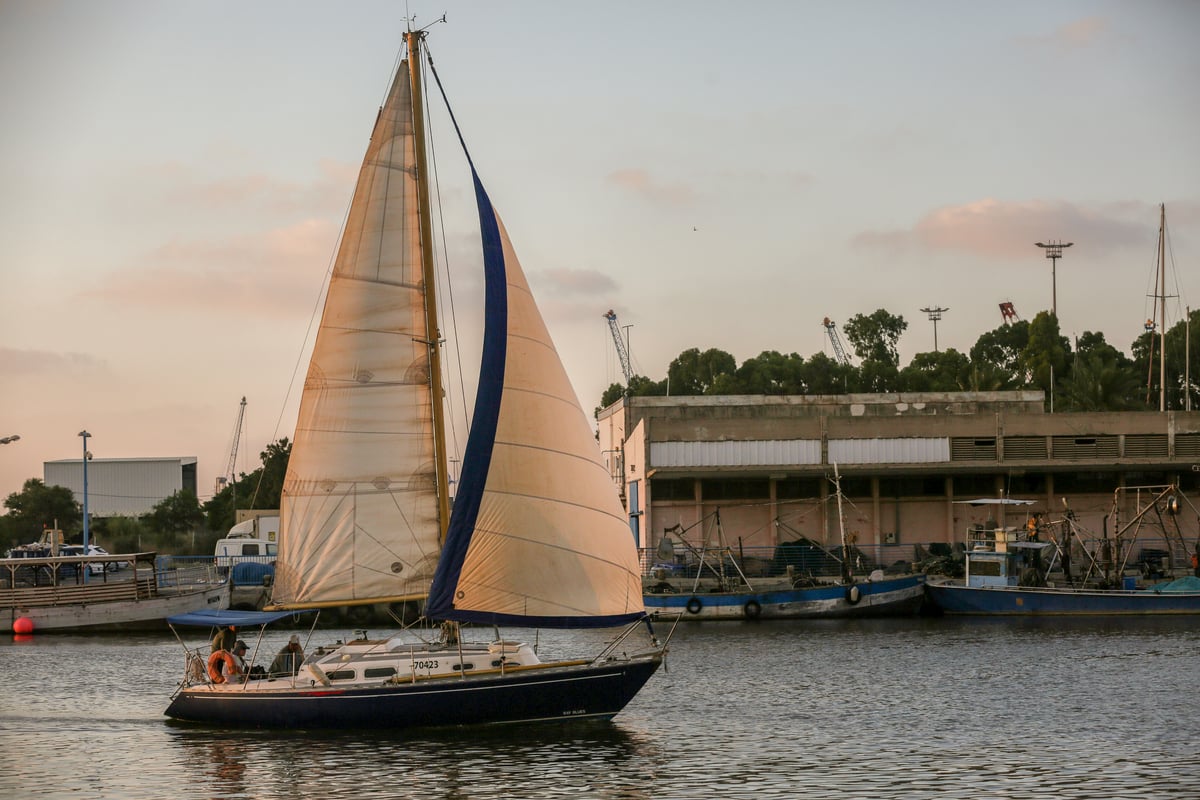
[[999, 301, 1020, 325], [823, 317, 852, 366], [220, 396, 247, 498], [604, 309, 634, 386]]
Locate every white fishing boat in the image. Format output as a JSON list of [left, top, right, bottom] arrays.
[[165, 25, 666, 729], [2, 545, 227, 633]]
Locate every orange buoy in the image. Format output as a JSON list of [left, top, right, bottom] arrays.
[[13, 617, 34, 634]]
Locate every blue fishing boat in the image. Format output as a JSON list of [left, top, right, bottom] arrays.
[[165, 25, 666, 728], [644, 466, 926, 620], [924, 488, 1200, 615]]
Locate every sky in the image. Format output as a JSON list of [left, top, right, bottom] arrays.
[[1, 0, 1198, 510]]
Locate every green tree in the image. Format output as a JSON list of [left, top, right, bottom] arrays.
[[1021, 312, 1071, 397], [149, 490, 205, 537], [899, 348, 971, 392], [843, 309, 907, 367], [204, 438, 292, 532], [1, 479, 81, 549], [735, 351, 808, 394], [1058, 352, 1144, 411], [800, 352, 857, 394], [666, 348, 737, 395], [970, 320, 1030, 385]]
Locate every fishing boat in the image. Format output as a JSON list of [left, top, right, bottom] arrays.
[[643, 468, 926, 620], [2, 531, 228, 633], [164, 26, 666, 729], [924, 487, 1200, 615]]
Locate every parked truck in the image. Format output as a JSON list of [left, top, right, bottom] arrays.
[[214, 513, 279, 568]]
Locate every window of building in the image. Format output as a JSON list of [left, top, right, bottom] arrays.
[[1053, 471, 1114, 494], [953, 474, 999, 497], [839, 477, 872, 498], [650, 478, 694, 501], [878, 477, 945, 497], [700, 479, 770, 501], [775, 477, 821, 500], [1006, 473, 1047, 495]]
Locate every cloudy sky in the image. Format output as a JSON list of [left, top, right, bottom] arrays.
[[1, 1, 1197, 511]]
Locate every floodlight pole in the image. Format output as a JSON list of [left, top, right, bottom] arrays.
[[1035, 240, 1073, 318], [920, 306, 948, 352]]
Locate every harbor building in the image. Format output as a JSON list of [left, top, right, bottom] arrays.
[[597, 392, 1200, 566], [44, 457, 199, 518]]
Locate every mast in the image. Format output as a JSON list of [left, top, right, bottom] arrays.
[[1158, 203, 1166, 412], [406, 30, 453, 541]]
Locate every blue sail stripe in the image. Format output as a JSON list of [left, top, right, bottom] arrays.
[[424, 171, 507, 620]]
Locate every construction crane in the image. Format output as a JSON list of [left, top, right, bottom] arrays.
[[999, 301, 1020, 325], [604, 309, 634, 386], [220, 397, 247, 498], [822, 317, 852, 366]]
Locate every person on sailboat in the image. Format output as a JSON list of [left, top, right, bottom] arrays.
[[211, 625, 236, 654], [269, 634, 305, 677]]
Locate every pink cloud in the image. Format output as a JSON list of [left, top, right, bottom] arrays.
[[607, 168, 698, 206], [854, 198, 1153, 258], [534, 268, 618, 297], [79, 219, 335, 316], [144, 159, 357, 216], [0, 347, 109, 378]]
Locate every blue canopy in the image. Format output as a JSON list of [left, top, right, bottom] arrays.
[[166, 608, 313, 627]]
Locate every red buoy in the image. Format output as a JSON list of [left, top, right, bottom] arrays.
[[13, 617, 34, 634]]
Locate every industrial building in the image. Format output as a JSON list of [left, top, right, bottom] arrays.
[[597, 392, 1200, 565], [43, 457, 199, 518]]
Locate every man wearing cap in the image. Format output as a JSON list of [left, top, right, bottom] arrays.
[[230, 640, 251, 677], [269, 634, 306, 678]]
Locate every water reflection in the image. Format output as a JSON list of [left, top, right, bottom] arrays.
[[166, 722, 660, 800]]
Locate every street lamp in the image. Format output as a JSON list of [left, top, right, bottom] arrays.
[[1035, 240, 1073, 317], [78, 430, 91, 563], [920, 306, 948, 352]]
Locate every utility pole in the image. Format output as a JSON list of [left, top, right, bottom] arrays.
[[920, 306, 948, 352], [1035, 240, 1073, 317]]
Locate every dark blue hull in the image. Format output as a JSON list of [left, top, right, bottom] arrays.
[[924, 582, 1200, 615], [645, 574, 925, 620], [165, 656, 662, 729]]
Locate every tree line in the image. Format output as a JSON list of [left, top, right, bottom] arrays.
[[0, 440, 291, 557], [598, 308, 1200, 414]]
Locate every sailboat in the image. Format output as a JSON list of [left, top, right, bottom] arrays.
[[164, 27, 666, 728]]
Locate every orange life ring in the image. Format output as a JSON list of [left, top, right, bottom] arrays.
[[207, 650, 238, 684]]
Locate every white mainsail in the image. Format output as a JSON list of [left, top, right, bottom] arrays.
[[272, 58, 441, 608]]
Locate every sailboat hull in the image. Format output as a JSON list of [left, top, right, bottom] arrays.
[[165, 654, 662, 729]]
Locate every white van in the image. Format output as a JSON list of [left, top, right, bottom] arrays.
[[214, 514, 279, 568]]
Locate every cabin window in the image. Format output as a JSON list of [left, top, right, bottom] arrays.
[[450, 663, 475, 671], [364, 667, 397, 679], [327, 670, 356, 681], [241, 544, 261, 556], [970, 560, 1003, 577], [490, 660, 521, 668]]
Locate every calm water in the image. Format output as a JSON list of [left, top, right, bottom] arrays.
[[2, 617, 1198, 799]]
